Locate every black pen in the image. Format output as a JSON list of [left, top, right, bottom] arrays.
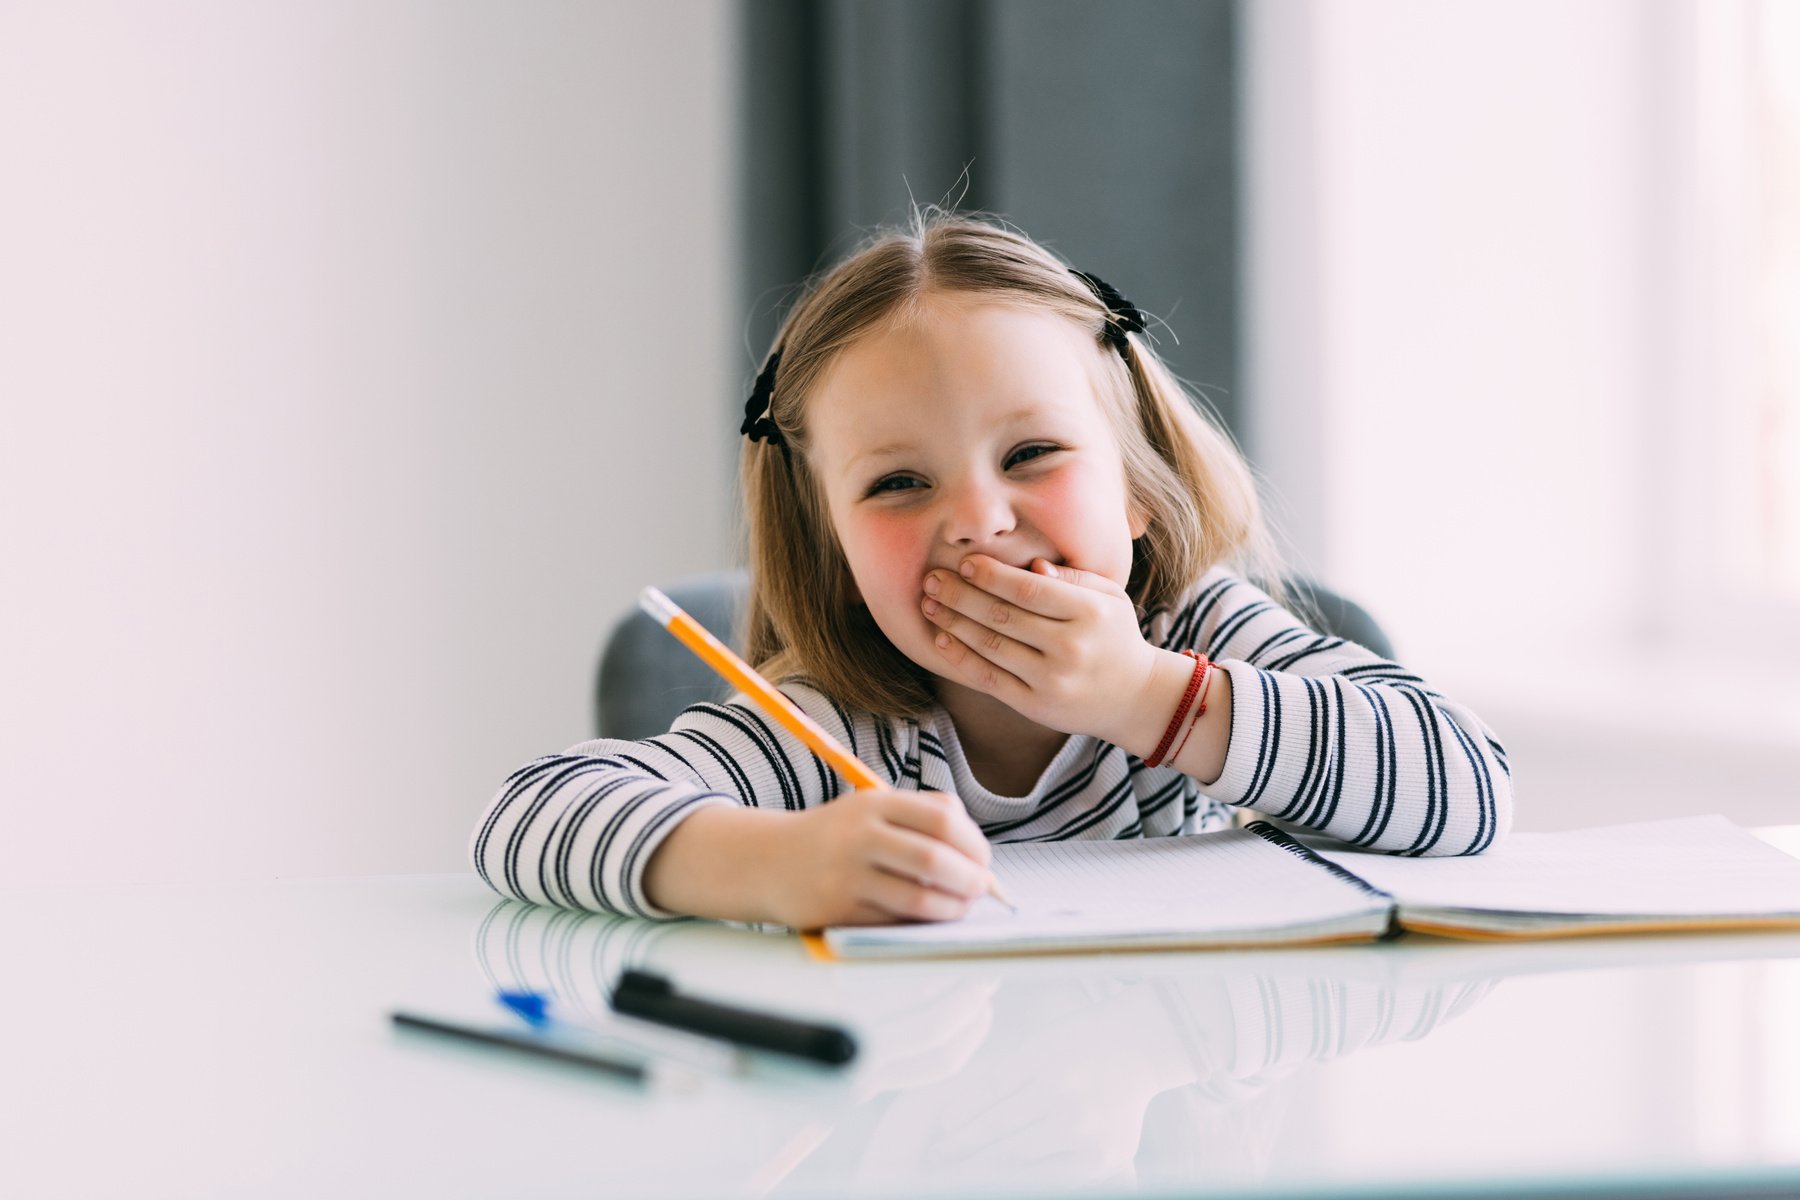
[[610, 970, 858, 1066], [391, 1010, 648, 1085]]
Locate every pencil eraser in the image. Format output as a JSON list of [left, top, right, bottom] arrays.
[[638, 587, 679, 626]]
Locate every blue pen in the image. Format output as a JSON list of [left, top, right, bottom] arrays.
[[495, 989, 554, 1028]]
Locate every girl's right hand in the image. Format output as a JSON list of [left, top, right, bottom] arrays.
[[769, 789, 994, 930]]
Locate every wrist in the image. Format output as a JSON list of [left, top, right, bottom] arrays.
[[1168, 663, 1233, 785], [1102, 647, 1202, 761], [641, 803, 792, 923]]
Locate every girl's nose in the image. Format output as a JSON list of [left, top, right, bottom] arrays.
[[943, 477, 1017, 546]]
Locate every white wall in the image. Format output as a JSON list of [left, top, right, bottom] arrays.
[[0, 2, 738, 884], [1243, 0, 1800, 830]]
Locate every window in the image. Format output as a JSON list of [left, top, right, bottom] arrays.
[[1673, 0, 1800, 627]]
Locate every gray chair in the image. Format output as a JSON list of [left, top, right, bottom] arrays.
[[595, 569, 1394, 740]]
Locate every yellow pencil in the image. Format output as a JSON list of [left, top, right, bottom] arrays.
[[638, 586, 1016, 912]]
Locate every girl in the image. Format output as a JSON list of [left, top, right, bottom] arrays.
[[470, 211, 1512, 930]]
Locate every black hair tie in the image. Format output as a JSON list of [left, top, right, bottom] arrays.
[[740, 349, 786, 447], [740, 270, 1143, 447], [1072, 269, 1146, 355]]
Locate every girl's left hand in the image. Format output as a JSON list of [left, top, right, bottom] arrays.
[[920, 553, 1162, 743]]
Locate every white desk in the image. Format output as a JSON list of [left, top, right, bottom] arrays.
[[5, 837, 1800, 1199]]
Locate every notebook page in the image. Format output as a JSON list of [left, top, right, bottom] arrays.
[[1313, 816, 1800, 918], [824, 828, 1392, 956]]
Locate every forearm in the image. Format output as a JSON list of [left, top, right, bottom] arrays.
[[1130, 569, 1513, 852], [641, 804, 793, 924], [1205, 663, 1511, 854], [471, 755, 747, 914], [474, 683, 884, 916]]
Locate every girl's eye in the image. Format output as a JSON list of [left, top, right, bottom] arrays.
[[864, 446, 1058, 497], [868, 474, 923, 496], [1007, 443, 1058, 468]]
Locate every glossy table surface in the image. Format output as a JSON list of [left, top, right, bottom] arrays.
[[6, 830, 1800, 1199]]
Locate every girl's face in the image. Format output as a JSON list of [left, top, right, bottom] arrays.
[[807, 295, 1149, 682]]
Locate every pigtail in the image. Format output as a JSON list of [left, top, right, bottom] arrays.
[[1120, 340, 1297, 619]]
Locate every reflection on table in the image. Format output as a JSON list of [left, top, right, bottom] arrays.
[[9, 871, 1798, 1199], [473, 900, 1495, 1191]]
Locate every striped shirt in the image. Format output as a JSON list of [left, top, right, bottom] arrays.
[[470, 567, 1513, 918]]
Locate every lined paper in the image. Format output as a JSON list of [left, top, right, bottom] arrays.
[[824, 829, 1393, 958], [1315, 816, 1800, 929]]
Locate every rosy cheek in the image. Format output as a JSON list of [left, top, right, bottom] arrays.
[[1033, 468, 1086, 516], [1026, 469, 1096, 544], [845, 512, 928, 603], [1027, 465, 1135, 577]]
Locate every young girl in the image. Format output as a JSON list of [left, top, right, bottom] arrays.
[[470, 211, 1512, 930]]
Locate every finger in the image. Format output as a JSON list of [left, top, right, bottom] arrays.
[[830, 899, 914, 928], [1028, 557, 1130, 599], [877, 792, 993, 868], [870, 823, 991, 901], [861, 868, 975, 923], [927, 622, 1034, 710], [924, 567, 1059, 650], [922, 589, 1045, 676], [940, 554, 1086, 620]]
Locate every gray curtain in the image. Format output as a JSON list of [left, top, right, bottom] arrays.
[[738, 0, 1240, 434]]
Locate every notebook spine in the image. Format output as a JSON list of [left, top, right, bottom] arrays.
[[1245, 821, 1400, 935]]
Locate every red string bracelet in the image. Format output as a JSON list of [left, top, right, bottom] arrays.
[[1146, 650, 1209, 767], [1167, 657, 1218, 767]]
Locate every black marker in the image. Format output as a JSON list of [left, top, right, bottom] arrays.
[[610, 970, 857, 1066]]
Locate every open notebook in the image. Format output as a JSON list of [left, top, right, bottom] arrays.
[[812, 815, 1800, 960]]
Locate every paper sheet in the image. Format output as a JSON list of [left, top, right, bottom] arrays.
[[1315, 815, 1800, 918], [824, 828, 1392, 956]]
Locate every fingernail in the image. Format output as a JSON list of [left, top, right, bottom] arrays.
[[959, 561, 974, 578], [923, 575, 939, 595]]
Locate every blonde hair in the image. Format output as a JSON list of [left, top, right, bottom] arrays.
[[740, 210, 1287, 718]]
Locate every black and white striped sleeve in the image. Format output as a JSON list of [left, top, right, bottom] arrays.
[[468, 683, 890, 916], [1157, 570, 1513, 856]]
